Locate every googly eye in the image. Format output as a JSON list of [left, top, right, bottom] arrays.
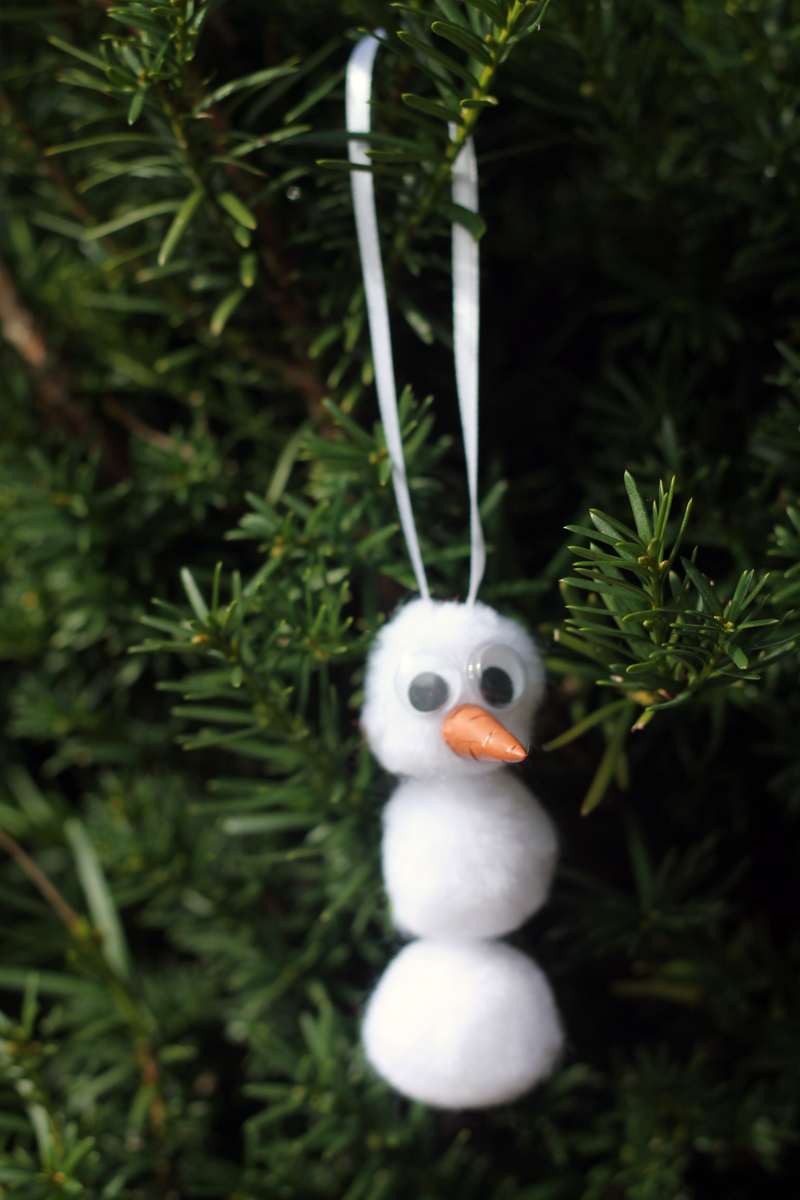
[[467, 643, 527, 709], [408, 672, 449, 712], [395, 654, 462, 715]]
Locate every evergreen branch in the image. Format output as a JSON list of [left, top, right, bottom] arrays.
[[582, 701, 636, 815], [41, 18, 330, 421], [0, 824, 166, 1141], [388, 0, 549, 264], [550, 471, 798, 810], [541, 698, 629, 751]]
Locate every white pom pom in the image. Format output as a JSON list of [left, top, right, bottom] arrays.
[[362, 598, 544, 780], [382, 772, 557, 938], [363, 939, 563, 1108]]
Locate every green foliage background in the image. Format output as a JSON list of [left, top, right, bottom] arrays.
[[2, 0, 800, 1197]]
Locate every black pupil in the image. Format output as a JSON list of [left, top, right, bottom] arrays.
[[408, 672, 449, 712], [480, 666, 514, 706]]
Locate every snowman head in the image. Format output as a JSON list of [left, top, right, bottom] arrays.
[[362, 598, 545, 779]]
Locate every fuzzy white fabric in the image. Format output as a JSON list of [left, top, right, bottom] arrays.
[[362, 938, 563, 1108], [362, 598, 544, 779], [382, 771, 557, 938], [361, 597, 561, 1108]]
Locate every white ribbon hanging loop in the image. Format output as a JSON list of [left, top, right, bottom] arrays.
[[449, 128, 485, 605], [346, 32, 485, 604]]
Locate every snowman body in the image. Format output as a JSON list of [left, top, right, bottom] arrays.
[[361, 598, 563, 1108], [382, 771, 556, 939]]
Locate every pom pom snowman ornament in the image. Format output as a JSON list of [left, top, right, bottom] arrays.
[[347, 34, 564, 1109], [361, 600, 563, 1108]]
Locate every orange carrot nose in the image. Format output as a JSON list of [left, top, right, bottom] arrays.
[[440, 704, 528, 763]]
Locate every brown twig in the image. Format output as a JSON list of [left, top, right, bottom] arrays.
[[137, 1043, 166, 1137], [0, 254, 132, 476], [0, 259, 53, 376], [0, 259, 47, 371], [0, 826, 81, 934], [103, 395, 193, 459], [0, 254, 90, 435]]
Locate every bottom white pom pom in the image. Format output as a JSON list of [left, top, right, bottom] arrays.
[[362, 939, 563, 1109]]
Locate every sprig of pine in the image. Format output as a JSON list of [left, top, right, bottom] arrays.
[[319, 0, 553, 250], [546, 471, 796, 812]]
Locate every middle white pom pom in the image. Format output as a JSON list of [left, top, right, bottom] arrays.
[[382, 771, 557, 938], [362, 938, 563, 1109]]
